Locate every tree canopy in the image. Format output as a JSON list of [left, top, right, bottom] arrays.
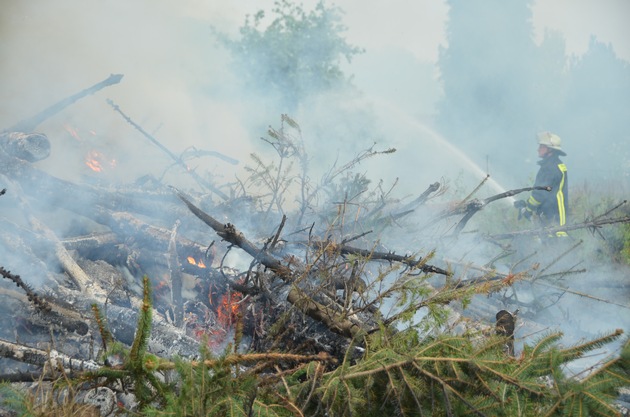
[[219, 0, 363, 109]]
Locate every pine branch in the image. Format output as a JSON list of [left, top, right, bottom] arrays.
[[556, 329, 624, 364], [91, 304, 114, 351], [129, 276, 153, 366]]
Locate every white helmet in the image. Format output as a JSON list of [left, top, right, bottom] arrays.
[[537, 132, 566, 155]]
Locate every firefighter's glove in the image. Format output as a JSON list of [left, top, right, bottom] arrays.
[[514, 200, 531, 220], [519, 208, 532, 220]]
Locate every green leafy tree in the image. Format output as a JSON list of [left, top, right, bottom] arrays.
[[219, 0, 363, 109]]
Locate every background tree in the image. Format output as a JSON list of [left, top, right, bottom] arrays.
[[436, 0, 541, 177], [436, 0, 630, 186], [560, 37, 630, 181], [219, 0, 363, 110]]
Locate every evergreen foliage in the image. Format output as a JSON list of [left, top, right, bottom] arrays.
[[86, 276, 169, 410]]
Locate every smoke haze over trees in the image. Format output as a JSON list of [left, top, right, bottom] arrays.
[[436, 0, 630, 187], [219, 0, 364, 110]]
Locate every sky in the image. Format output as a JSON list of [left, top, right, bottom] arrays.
[[185, 0, 630, 63]]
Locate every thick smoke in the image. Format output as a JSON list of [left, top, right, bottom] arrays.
[[1, 0, 628, 374]]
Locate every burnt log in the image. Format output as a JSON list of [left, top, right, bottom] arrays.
[[0, 287, 89, 336], [48, 283, 201, 358], [0, 338, 101, 372], [0, 132, 51, 162], [0, 147, 188, 227]]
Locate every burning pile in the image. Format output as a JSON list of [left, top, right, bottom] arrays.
[[0, 78, 454, 381], [1, 75, 629, 416]]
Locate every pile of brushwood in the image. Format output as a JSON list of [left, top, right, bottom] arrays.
[[1, 88, 630, 416]]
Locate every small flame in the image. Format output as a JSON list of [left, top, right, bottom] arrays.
[[85, 150, 116, 173], [217, 292, 242, 327], [64, 124, 82, 141], [187, 256, 206, 268]]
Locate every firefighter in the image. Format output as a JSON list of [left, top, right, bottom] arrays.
[[514, 132, 568, 237]]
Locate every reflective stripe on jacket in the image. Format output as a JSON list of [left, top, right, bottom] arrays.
[[526, 154, 568, 227]]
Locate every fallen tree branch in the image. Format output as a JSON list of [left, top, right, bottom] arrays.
[[0, 338, 100, 372], [453, 186, 552, 236], [3, 74, 123, 133], [487, 215, 630, 240], [287, 286, 364, 338], [174, 189, 292, 278], [159, 350, 336, 371], [337, 244, 450, 276], [175, 189, 367, 339]]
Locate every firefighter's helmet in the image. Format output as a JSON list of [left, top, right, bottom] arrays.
[[537, 132, 566, 155]]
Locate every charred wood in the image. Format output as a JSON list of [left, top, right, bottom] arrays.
[[453, 186, 552, 236], [0, 132, 51, 162], [337, 244, 449, 276], [105, 212, 211, 263], [388, 181, 442, 220], [51, 284, 201, 358], [176, 190, 370, 340], [0, 287, 89, 336], [495, 309, 516, 356], [176, 189, 292, 278], [0, 338, 101, 372], [166, 220, 184, 327], [0, 150, 188, 226], [0, 371, 62, 383]]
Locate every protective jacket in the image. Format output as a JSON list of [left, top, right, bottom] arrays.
[[526, 153, 568, 228]]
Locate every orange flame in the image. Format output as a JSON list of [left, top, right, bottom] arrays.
[[64, 124, 82, 141], [85, 150, 116, 173], [217, 292, 242, 327], [187, 256, 206, 268]]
